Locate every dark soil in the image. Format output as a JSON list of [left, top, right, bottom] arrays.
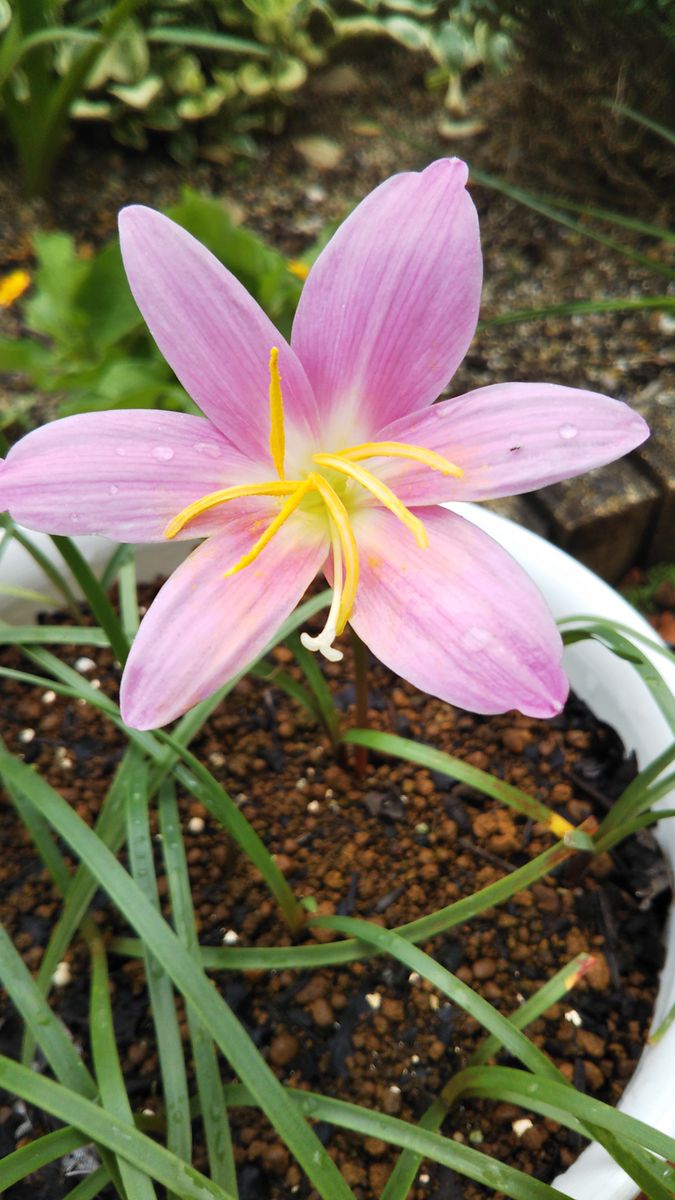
[[0, 580, 671, 1200]]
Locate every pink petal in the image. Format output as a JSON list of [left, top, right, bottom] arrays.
[[349, 506, 568, 718], [118, 206, 320, 465], [373, 383, 650, 505], [120, 511, 328, 729], [0, 411, 270, 541], [291, 158, 482, 440]]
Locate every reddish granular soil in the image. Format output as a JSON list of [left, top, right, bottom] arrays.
[[0, 584, 670, 1200]]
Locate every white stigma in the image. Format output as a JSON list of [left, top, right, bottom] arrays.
[[300, 516, 345, 663]]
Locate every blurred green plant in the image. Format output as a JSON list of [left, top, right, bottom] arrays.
[[0, 189, 306, 433], [332, 0, 512, 122], [1, 1, 515, 196]]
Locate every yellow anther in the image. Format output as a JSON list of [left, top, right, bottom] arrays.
[[311, 473, 359, 635], [164, 480, 302, 540], [223, 477, 316, 578], [340, 440, 464, 479], [269, 346, 285, 480], [313, 453, 429, 550]]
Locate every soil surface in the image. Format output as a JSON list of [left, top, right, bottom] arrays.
[[0, 581, 671, 1199]]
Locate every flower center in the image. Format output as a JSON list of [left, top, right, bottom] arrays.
[[164, 347, 463, 661]]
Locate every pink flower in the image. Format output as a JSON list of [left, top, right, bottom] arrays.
[[0, 159, 648, 730]]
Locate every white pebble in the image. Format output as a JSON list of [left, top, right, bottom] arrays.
[[52, 961, 72, 987], [74, 656, 96, 673], [365, 992, 382, 1010], [187, 816, 204, 833], [223, 929, 239, 945], [295, 777, 308, 792], [42, 690, 56, 705], [307, 800, 321, 814], [564, 1008, 583, 1027], [512, 1118, 533, 1137], [18, 729, 35, 744]]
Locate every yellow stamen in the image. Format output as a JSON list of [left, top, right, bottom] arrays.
[[340, 440, 464, 479], [313, 453, 429, 550], [311, 474, 359, 635], [0, 268, 30, 308], [223, 477, 316, 578], [269, 346, 285, 480], [164, 480, 302, 540]]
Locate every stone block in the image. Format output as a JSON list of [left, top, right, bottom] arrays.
[[632, 398, 675, 565], [534, 459, 659, 582]]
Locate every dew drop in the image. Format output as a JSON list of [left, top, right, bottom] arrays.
[[109, 484, 119, 496], [115, 446, 126, 457], [152, 445, 174, 461], [558, 423, 578, 440], [70, 513, 80, 524], [193, 440, 221, 458]]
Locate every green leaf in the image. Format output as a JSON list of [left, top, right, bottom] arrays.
[[0, 748, 357, 1200], [126, 772, 192, 1182], [342, 728, 574, 837], [90, 938, 158, 1200], [0, 1057, 234, 1200], [0, 1128, 90, 1192], [0, 922, 95, 1097], [159, 781, 238, 1196], [50, 535, 130, 665]]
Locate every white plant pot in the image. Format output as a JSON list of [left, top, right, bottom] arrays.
[[1, 504, 673, 1200]]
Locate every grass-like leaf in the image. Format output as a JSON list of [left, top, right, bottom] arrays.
[[0, 1056, 234, 1200], [158, 780, 237, 1196], [0, 1126, 90, 1191], [126, 769, 192, 1184], [90, 937, 158, 1200], [382, 953, 594, 1200], [0, 747, 357, 1200], [50, 535, 129, 664], [343, 728, 574, 837], [111, 833, 578, 972]]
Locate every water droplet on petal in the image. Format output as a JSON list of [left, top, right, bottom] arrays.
[[70, 513, 80, 524], [115, 446, 126, 457], [558, 423, 578, 440], [152, 445, 174, 461], [193, 441, 221, 458], [109, 484, 119, 495]]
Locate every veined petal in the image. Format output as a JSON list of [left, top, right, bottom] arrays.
[[349, 506, 568, 718], [373, 384, 650, 504], [118, 206, 320, 466], [120, 512, 328, 729], [0, 411, 269, 541], [291, 158, 482, 443]]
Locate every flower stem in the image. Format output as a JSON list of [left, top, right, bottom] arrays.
[[351, 629, 370, 778]]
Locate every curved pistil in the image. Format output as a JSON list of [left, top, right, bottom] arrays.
[[164, 347, 464, 659]]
